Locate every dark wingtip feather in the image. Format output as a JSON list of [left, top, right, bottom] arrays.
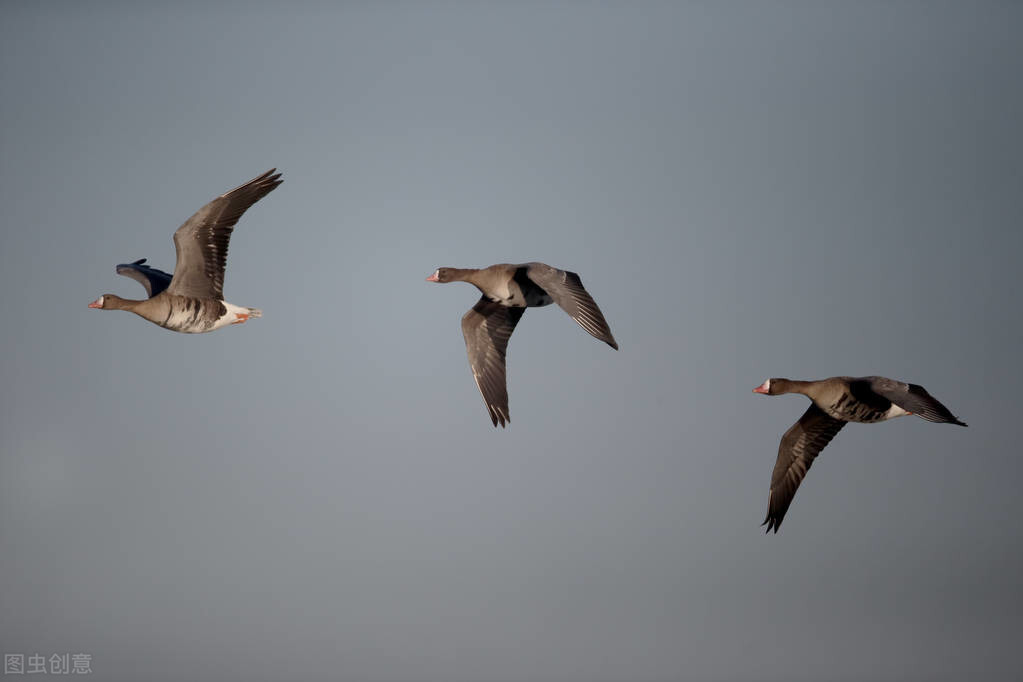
[[488, 408, 509, 428]]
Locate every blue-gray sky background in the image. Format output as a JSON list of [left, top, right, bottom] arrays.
[[1, 2, 1020, 681]]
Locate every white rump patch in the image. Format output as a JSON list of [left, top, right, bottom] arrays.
[[885, 403, 911, 419]]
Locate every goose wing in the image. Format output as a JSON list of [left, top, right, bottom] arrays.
[[115, 258, 172, 298], [523, 262, 618, 349], [461, 297, 525, 427], [166, 169, 282, 299], [764, 404, 846, 533], [866, 376, 967, 426]]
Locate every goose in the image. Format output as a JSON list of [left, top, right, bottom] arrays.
[[427, 263, 618, 427], [88, 169, 282, 333], [753, 376, 967, 533]]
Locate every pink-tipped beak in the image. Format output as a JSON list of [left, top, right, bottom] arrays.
[[88, 298, 103, 309], [752, 382, 769, 394], [425, 272, 440, 282]]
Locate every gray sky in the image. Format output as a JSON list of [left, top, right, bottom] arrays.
[[1, 2, 1021, 680]]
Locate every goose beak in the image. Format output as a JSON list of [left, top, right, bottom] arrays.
[[752, 381, 769, 394], [425, 271, 440, 282], [88, 297, 103, 309]]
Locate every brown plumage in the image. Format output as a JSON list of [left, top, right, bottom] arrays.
[[753, 376, 967, 533], [428, 262, 618, 427], [89, 169, 281, 333]]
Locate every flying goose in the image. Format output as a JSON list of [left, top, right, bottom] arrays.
[[753, 376, 967, 533], [89, 169, 282, 333], [427, 262, 618, 427]]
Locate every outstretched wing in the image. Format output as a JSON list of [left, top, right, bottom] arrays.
[[866, 376, 968, 426], [763, 404, 846, 533], [523, 262, 618, 349], [167, 169, 282, 299], [460, 297, 525, 427], [115, 258, 172, 298]]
